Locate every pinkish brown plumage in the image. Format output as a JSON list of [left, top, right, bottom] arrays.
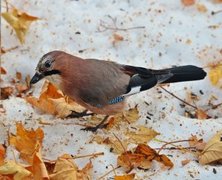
[[30, 50, 207, 115]]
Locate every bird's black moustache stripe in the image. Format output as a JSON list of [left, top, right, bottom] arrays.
[[44, 70, 61, 76]]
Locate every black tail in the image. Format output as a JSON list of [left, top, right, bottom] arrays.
[[155, 65, 207, 84], [123, 65, 207, 97]]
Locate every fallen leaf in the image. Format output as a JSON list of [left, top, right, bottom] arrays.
[[0, 87, 14, 100], [0, 67, 7, 74], [114, 173, 135, 180], [0, 144, 6, 165], [195, 109, 209, 120], [196, 4, 207, 13], [1, 8, 39, 44], [9, 122, 44, 164], [0, 161, 32, 180], [209, 63, 222, 88], [181, 159, 191, 166], [125, 126, 160, 144], [113, 33, 124, 41], [16, 72, 22, 81], [49, 154, 92, 180], [135, 144, 173, 169], [117, 144, 173, 172], [26, 81, 85, 118], [111, 106, 140, 126], [181, 0, 195, 6], [15, 83, 29, 93], [199, 131, 222, 165], [117, 151, 152, 172]]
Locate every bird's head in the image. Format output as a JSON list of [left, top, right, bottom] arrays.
[[30, 51, 63, 85]]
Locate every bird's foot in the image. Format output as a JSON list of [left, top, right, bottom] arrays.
[[67, 110, 94, 118], [81, 115, 109, 132]]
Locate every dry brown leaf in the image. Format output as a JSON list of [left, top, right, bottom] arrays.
[[113, 33, 124, 41], [195, 109, 209, 120], [0, 161, 32, 180], [114, 173, 135, 180], [9, 122, 44, 164], [189, 135, 206, 151], [135, 144, 173, 169], [199, 131, 222, 165], [92, 135, 128, 154], [196, 4, 207, 13], [118, 144, 173, 172], [112, 107, 140, 126], [209, 63, 222, 88], [0, 144, 6, 165], [125, 126, 160, 144], [117, 151, 152, 172], [26, 149, 49, 180], [181, 0, 195, 6], [26, 81, 85, 118], [16, 72, 22, 81], [181, 159, 191, 166], [15, 83, 29, 93], [1, 8, 39, 44], [1, 87, 14, 100], [49, 154, 92, 180], [0, 67, 7, 74]]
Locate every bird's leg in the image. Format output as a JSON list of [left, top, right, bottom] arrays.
[[81, 115, 109, 132], [67, 110, 94, 118]]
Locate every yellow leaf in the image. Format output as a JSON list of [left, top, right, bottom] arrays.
[[125, 126, 160, 144], [49, 154, 92, 180], [209, 63, 222, 87], [114, 173, 135, 180], [9, 122, 44, 164], [2, 8, 39, 44], [0, 161, 32, 180], [199, 131, 222, 165]]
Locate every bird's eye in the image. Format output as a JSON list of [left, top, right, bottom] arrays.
[[44, 61, 51, 68]]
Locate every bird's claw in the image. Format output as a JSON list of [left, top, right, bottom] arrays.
[[67, 110, 94, 118], [81, 123, 108, 132]]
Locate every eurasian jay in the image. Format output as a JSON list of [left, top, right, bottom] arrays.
[[30, 51, 206, 131]]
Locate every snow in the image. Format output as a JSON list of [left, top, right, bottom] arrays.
[[1, 0, 222, 179]]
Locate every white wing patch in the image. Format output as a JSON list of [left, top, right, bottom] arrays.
[[122, 86, 141, 97]]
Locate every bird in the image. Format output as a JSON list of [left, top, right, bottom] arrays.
[[30, 50, 207, 131]]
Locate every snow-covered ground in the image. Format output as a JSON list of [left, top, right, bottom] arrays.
[[1, 0, 222, 179]]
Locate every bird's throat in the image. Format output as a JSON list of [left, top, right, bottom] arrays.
[[45, 74, 63, 90]]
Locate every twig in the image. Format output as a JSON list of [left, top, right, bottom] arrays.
[[71, 152, 104, 159], [211, 9, 222, 15], [1, 46, 19, 55], [154, 146, 196, 151], [113, 133, 126, 152], [160, 86, 197, 109], [98, 166, 120, 180], [97, 15, 145, 32], [155, 139, 191, 154]]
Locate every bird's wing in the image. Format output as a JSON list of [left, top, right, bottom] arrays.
[[121, 65, 173, 97]]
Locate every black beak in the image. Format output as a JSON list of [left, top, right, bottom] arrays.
[[30, 72, 44, 84]]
